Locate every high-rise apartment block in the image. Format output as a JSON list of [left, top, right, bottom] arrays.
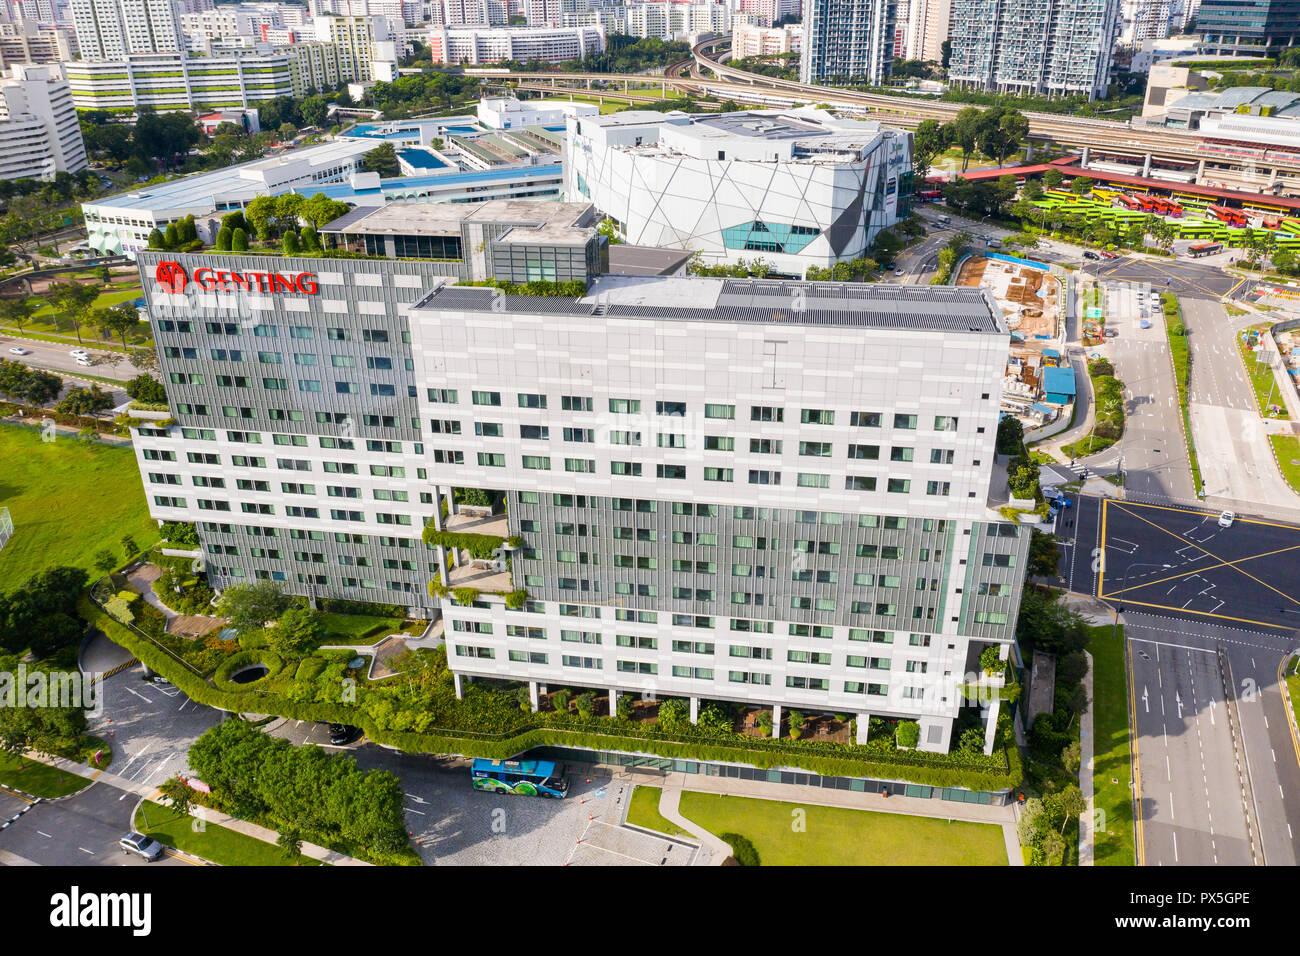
[[947, 0, 1120, 99], [69, 0, 184, 59], [0, 61, 86, 180], [800, 0, 896, 85]]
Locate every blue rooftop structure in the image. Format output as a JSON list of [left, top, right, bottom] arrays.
[[307, 162, 565, 206], [1043, 366, 1077, 404]]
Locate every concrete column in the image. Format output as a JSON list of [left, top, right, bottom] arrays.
[[1081, 146, 1090, 166], [856, 713, 869, 745], [446, 486, 458, 517], [983, 698, 1002, 755], [772, 704, 782, 738], [431, 484, 448, 585], [1197, 158, 1206, 181], [453, 672, 463, 700], [529, 680, 539, 712], [689, 696, 699, 724], [1142, 153, 1152, 177], [609, 689, 618, 717]]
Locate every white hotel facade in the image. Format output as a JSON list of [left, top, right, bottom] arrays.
[[129, 245, 1025, 755]]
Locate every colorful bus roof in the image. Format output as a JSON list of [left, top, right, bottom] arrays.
[[472, 757, 558, 777]]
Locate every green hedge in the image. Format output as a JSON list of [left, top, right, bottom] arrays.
[[85, 600, 1021, 791], [212, 649, 283, 691], [421, 527, 506, 558]]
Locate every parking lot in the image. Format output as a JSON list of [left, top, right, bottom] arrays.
[[86, 667, 224, 791], [348, 748, 699, 866], [1098, 498, 1300, 630]]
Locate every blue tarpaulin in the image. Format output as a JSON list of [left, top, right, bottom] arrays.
[[1043, 366, 1076, 404]]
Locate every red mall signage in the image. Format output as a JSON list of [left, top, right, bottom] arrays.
[[154, 261, 318, 296]]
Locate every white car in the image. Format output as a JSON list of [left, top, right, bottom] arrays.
[[1218, 511, 1235, 528], [893, 269, 904, 276], [7, 346, 28, 355], [68, 348, 88, 358]]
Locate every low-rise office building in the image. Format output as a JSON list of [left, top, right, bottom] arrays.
[[565, 107, 913, 275], [81, 138, 375, 256], [423, 23, 604, 63], [476, 95, 598, 130]]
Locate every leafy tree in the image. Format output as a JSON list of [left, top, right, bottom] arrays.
[[220, 210, 248, 234], [163, 222, 179, 250], [282, 230, 300, 256], [657, 697, 688, 732], [120, 535, 139, 558], [277, 827, 304, 860], [362, 143, 399, 178], [0, 566, 89, 657], [0, 358, 61, 404], [1027, 529, 1061, 578], [1055, 784, 1086, 833], [0, 296, 40, 336], [575, 691, 595, 718], [1041, 829, 1065, 865], [1043, 167, 1064, 188], [56, 385, 113, 416], [158, 774, 196, 816], [245, 195, 276, 240], [215, 226, 232, 251], [269, 605, 323, 656], [231, 227, 248, 252], [217, 580, 292, 634], [93, 548, 117, 573], [278, 122, 297, 143], [101, 302, 140, 349], [300, 224, 321, 252], [146, 228, 165, 249]]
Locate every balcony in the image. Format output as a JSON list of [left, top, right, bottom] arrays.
[[446, 559, 513, 594], [443, 511, 508, 539]]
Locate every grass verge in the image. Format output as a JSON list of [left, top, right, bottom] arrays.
[[1237, 324, 1289, 419], [1270, 434, 1300, 496], [0, 753, 90, 798], [677, 791, 1009, 865], [0, 423, 160, 590], [626, 785, 689, 837], [133, 800, 324, 866], [1089, 622, 1134, 866], [1162, 294, 1204, 496]]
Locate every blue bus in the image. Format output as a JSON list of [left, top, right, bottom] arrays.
[[471, 758, 570, 798]]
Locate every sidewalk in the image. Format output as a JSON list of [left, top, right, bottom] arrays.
[[637, 769, 1023, 866], [23, 751, 372, 866], [656, 776, 731, 866]]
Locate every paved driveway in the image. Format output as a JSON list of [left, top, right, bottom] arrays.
[[87, 667, 224, 790]]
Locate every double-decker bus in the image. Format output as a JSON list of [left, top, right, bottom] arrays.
[[470, 758, 570, 797], [1188, 242, 1224, 258], [916, 189, 942, 202]]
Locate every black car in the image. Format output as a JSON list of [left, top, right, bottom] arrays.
[[1082, 251, 1101, 261], [327, 723, 360, 745]]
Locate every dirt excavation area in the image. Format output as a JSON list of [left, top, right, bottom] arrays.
[[958, 255, 1060, 342]]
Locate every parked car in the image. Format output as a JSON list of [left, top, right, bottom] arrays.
[[893, 268, 904, 276], [1104, 328, 1118, 337], [7, 346, 28, 355], [327, 723, 360, 745], [1218, 511, 1236, 528], [119, 832, 163, 861], [1082, 251, 1101, 261]]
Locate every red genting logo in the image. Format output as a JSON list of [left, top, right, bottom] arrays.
[[155, 261, 188, 294]]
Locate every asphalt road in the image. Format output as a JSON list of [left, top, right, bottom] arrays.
[[1083, 255, 1241, 300], [0, 334, 131, 382], [0, 781, 194, 867], [1082, 280, 1196, 502], [1069, 493, 1300, 866], [1180, 297, 1300, 516]]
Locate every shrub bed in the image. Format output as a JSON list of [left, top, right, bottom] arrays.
[[88, 598, 1021, 791]]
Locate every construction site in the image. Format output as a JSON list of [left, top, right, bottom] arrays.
[[958, 254, 1067, 425]]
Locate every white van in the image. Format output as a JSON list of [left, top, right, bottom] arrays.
[[937, 215, 951, 224]]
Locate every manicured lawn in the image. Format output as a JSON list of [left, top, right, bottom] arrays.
[[626, 785, 688, 837], [318, 611, 404, 644], [1089, 623, 1134, 866], [0, 753, 89, 798], [133, 801, 324, 866], [677, 791, 1008, 866], [1270, 434, 1300, 496], [10, 286, 150, 347], [0, 425, 160, 592], [1238, 324, 1289, 419]]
